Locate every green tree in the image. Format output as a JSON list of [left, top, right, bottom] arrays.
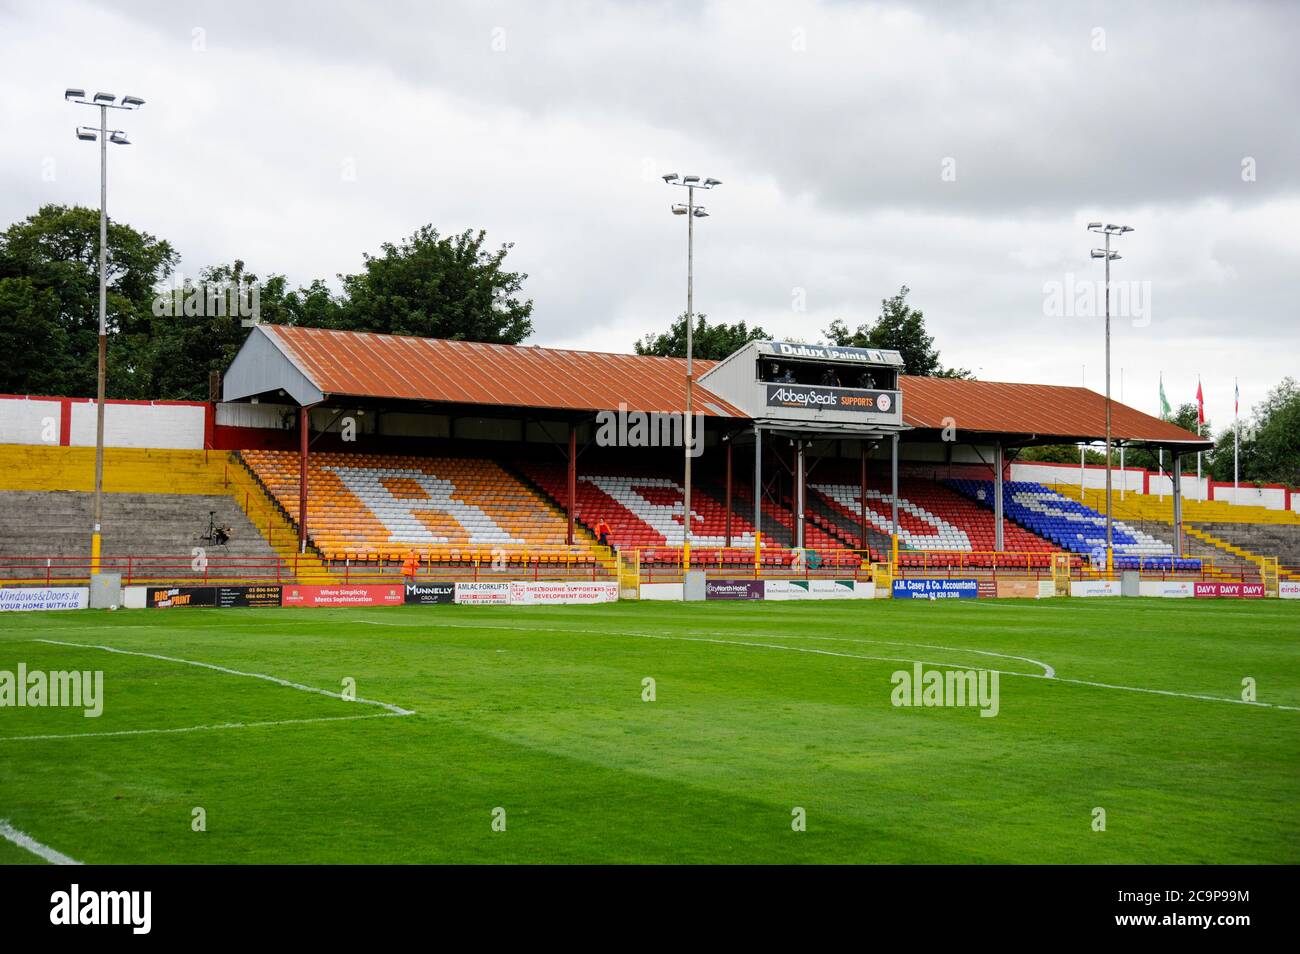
[[823, 286, 971, 378], [0, 204, 178, 397], [334, 225, 533, 343], [634, 313, 769, 360], [0, 277, 68, 394], [1120, 401, 1206, 473], [141, 261, 284, 400], [1245, 377, 1300, 486]]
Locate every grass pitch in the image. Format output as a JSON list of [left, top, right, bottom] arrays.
[[0, 598, 1297, 864]]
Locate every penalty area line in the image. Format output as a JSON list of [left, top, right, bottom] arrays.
[[0, 711, 411, 744], [33, 638, 415, 716], [0, 819, 82, 865]]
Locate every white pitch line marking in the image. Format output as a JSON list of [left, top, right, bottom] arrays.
[[635, 632, 1300, 712], [617, 631, 1046, 678], [0, 712, 408, 743], [354, 618, 1300, 712], [33, 639, 415, 716], [0, 819, 82, 865], [355, 619, 1051, 675], [755, 634, 1056, 679]]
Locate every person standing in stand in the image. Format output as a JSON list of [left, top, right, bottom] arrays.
[[401, 550, 421, 583]]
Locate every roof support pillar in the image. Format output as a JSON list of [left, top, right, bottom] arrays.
[[297, 404, 316, 554], [891, 432, 900, 567], [795, 439, 806, 549], [724, 438, 733, 547], [1173, 453, 1184, 558], [994, 440, 1005, 552], [860, 439, 869, 552], [753, 426, 763, 558], [567, 422, 577, 547]]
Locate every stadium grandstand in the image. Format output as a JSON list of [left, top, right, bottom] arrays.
[[2, 323, 1297, 598]]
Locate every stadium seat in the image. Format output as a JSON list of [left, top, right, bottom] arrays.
[[947, 479, 1202, 571], [241, 450, 583, 563]]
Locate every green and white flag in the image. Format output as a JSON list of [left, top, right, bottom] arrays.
[[1158, 373, 1171, 420]]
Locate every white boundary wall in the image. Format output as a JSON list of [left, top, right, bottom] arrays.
[[0, 396, 205, 449], [1017, 461, 1292, 510], [1013, 462, 1146, 492], [0, 398, 61, 444], [1212, 485, 1289, 509], [69, 402, 204, 449]]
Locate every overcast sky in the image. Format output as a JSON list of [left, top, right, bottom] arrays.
[[2, 0, 1296, 434]]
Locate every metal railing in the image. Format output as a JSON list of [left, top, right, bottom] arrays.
[[618, 546, 1265, 585], [0, 547, 614, 587], [0, 554, 298, 587], [331, 547, 612, 584]]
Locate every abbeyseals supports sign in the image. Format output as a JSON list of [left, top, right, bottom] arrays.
[[892, 579, 979, 599], [0, 587, 89, 612], [765, 384, 893, 413]]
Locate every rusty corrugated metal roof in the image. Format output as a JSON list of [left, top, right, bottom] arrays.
[[257, 326, 1208, 445], [263, 325, 744, 417], [899, 375, 1209, 445]]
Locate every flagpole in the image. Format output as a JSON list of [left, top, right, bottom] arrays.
[[1079, 365, 1086, 494], [1158, 371, 1165, 502], [1234, 376, 1239, 497], [1196, 376, 1203, 500]]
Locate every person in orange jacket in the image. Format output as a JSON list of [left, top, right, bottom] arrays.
[[401, 550, 421, 582], [594, 517, 612, 549]]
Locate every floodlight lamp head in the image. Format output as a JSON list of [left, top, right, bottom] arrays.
[[703, 177, 721, 186], [1087, 222, 1103, 230], [76, 127, 98, 141], [65, 88, 86, 101], [121, 95, 145, 108], [662, 173, 678, 182], [108, 130, 130, 145], [92, 92, 116, 105], [682, 175, 700, 184]]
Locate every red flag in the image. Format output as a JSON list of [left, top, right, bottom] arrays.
[[1196, 379, 1205, 425]]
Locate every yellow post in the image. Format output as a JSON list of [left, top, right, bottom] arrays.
[[754, 531, 762, 573], [682, 539, 690, 572], [1106, 546, 1113, 576], [90, 531, 102, 575], [891, 533, 899, 570]]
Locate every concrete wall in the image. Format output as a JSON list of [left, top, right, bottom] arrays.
[[1012, 460, 1146, 492], [0, 397, 61, 444], [0, 395, 207, 449]]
